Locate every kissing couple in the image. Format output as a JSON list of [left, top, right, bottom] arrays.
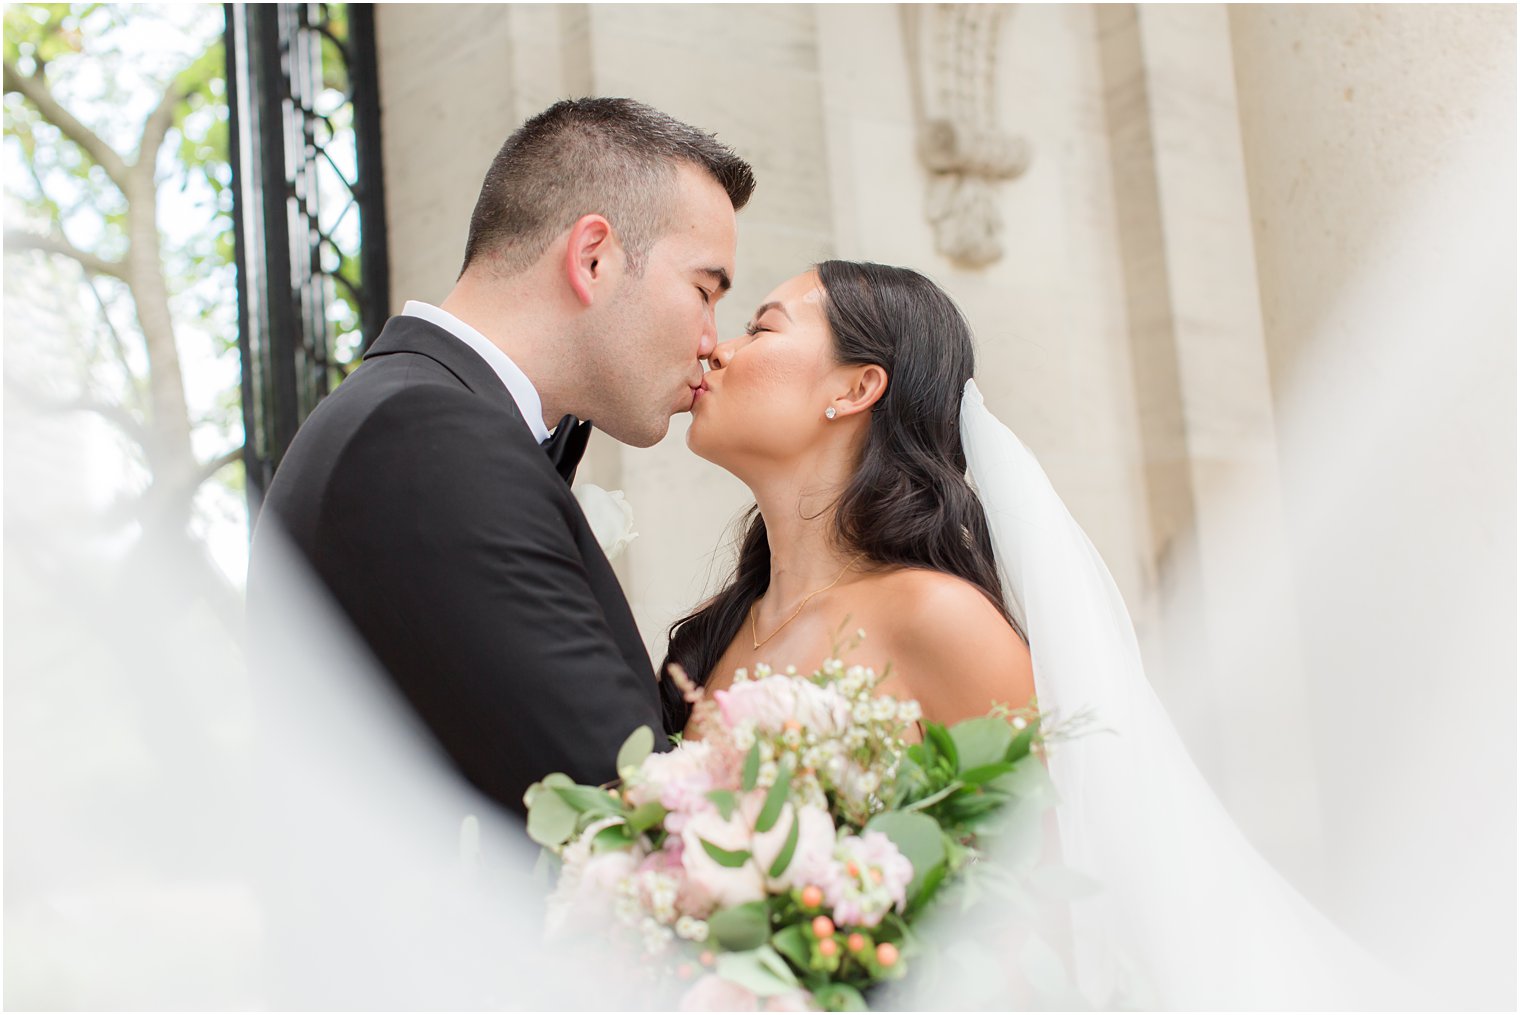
[[250, 97, 1391, 1008], [253, 96, 1034, 806]]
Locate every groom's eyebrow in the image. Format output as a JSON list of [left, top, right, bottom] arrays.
[[699, 267, 732, 294]]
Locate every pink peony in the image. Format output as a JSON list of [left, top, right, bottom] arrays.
[[715, 676, 853, 736], [679, 974, 760, 1011], [750, 801, 838, 892], [626, 739, 740, 819], [819, 830, 914, 928]]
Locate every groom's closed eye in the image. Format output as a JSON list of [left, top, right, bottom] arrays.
[[697, 267, 732, 297]]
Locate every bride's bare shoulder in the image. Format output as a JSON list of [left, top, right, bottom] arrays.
[[859, 567, 1033, 721], [863, 567, 1006, 622]]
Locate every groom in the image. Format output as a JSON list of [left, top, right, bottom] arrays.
[[250, 98, 753, 815]]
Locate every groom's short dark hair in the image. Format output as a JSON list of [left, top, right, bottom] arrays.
[[460, 97, 755, 278]]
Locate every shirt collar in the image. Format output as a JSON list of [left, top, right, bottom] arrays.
[[400, 300, 551, 443]]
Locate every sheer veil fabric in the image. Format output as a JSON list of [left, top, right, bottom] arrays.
[[958, 380, 1395, 1009]]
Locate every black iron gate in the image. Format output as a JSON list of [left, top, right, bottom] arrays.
[[226, 2, 388, 513]]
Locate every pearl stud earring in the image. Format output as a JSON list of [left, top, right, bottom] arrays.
[[825, 407, 837, 420]]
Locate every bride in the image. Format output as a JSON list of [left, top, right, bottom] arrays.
[[665, 259, 1033, 736], [660, 259, 1394, 1008]]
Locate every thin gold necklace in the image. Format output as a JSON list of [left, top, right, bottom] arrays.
[[749, 553, 866, 651]]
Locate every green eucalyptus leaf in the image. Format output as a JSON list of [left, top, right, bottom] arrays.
[[714, 946, 800, 998], [707, 789, 739, 821], [814, 982, 869, 1011], [741, 741, 761, 791], [767, 809, 801, 880], [552, 784, 622, 815], [590, 823, 635, 853], [627, 800, 667, 835], [755, 757, 793, 833], [865, 810, 945, 901], [708, 902, 772, 952], [771, 923, 811, 971], [908, 859, 949, 913], [525, 773, 578, 847], [616, 725, 655, 775], [950, 716, 1015, 773], [522, 771, 572, 809], [701, 838, 753, 869]]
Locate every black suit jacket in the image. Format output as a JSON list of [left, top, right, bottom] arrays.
[[250, 314, 669, 815]]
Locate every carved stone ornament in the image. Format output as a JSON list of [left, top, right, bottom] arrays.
[[901, 4, 1031, 267]]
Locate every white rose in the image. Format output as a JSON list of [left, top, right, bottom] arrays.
[[572, 484, 638, 561], [750, 800, 838, 892], [546, 837, 638, 937], [680, 800, 767, 912]]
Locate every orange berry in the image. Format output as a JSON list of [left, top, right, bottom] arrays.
[[811, 915, 836, 939], [783, 719, 803, 732], [876, 942, 900, 968], [847, 933, 867, 954], [699, 950, 716, 967], [818, 937, 839, 958], [869, 867, 884, 885], [846, 861, 860, 878], [676, 963, 696, 980], [800, 885, 824, 909]]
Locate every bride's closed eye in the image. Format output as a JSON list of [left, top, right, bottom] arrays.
[[744, 322, 770, 337]]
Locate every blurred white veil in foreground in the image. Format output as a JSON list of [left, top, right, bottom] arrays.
[[5, 413, 626, 1008]]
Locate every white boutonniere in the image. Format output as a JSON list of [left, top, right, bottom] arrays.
[[572, 483, 638, 561]]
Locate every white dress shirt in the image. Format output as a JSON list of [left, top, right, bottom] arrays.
[[401, 300, 551, 443]]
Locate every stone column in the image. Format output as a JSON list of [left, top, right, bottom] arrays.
[[1097, 3, 1323, 887], [374, 5, 528, 310]]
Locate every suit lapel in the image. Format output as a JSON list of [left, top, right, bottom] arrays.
[[362, 314, 655, 695], [363, 315, 515, 405]]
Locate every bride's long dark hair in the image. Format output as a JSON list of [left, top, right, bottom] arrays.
[[659, 260, 1017, 730]]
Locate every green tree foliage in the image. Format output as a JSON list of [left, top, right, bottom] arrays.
[[4, 3, 244, 603]]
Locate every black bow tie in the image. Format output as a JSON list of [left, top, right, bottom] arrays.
[[541, 414, 592, 484]]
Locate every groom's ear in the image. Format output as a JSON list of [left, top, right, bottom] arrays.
[[835, 364, 889, 418], [563, 214, 619, 307]]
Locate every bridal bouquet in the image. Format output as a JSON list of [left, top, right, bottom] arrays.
[[524, 650, 1060, 1011]]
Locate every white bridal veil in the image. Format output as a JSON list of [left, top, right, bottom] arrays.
[[958, 379, 1397, 1008]]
